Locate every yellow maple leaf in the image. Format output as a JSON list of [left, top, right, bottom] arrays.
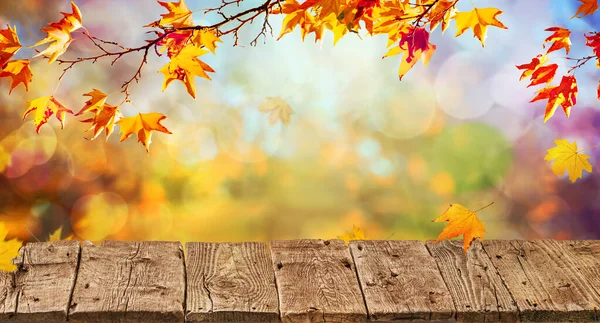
[[545, 139, 592, 183], [0, 25, 22, 66], [48, 226, 73, 241], [0, 59, 32, 94], [33, 1, 83, 64], [572, 0, 599, 18], [76, 88, 108, 116], [428, 0, 457, 34], [432, 203, 491, 253], [338, 225, 365, 244], [117, 112, 172, 152], [23, 96, 74, 133], [81, 103, 122, 140], [454, 7, 507, 47], [259, 97, 294, 125], [157, 0, 194, 28], [192, 30, 222, 54], [0, 222, 22, 272], [159, 45, 215, 99]]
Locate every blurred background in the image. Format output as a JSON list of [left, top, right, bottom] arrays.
[[0, 0, 599, 244]]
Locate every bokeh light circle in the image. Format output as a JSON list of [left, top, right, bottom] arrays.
[[70, 192, 128, 241]]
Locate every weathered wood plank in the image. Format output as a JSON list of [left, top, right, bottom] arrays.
[[271, 239, 367, 323], [68, 240, 185, 323], [350, 240, 455, 322], [557, 240, 600, 295], [6, 240, 80, 323], [185, 242, 279, 323], [426, 240, 518, 322], [0, 270, 16, 321], [483, 240, 600, 322]]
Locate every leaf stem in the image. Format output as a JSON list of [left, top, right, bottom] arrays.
[[474, 201, 494, 213]]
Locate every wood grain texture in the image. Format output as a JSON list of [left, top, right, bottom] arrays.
[[68, 240, 185, 323], [426, 240, 518, 322], [350, 240, 455, 322], [7, 240, 80, 323], [483, 240, 600, 322], [271, 239, 367, 323], [0, 270, 16, 321], [558, 240, 600, 295], [185, 242, 279, 323]]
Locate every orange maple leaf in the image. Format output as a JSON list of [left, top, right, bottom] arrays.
[[0, 25, 21, 67], [81, 103, 122, 140], [428, 0, 457, 34], [159, 45, 215, 99], [23, 96, 74, 133], [33, 1, 83, 64], [516, 54, 548, 81], [527, 63, 558, 87], [0, 59, 32, 93], [432, 202, 492, 253], [531, 75, 578, 122], [585, 32, 600, 68], [454, 7, 507, 47], [157, 0, 194, 28], [76, 88, 108, 116], [383, 27, 436, 80], [116, 113, 172, 152], [543, 27, 571, 55], [572, 0, 599, 18]]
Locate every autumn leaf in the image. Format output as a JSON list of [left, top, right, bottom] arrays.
[[33, 1, 83, 64], [275, 0, 323, 41], [192, 30, 222, 55], [157, 0, 194, 28], [527, 63, 558, 87], [383, 27, 436, 80], [0, 222, 22, 272], [116, 113, 172, 152], [585, 32, 600, 68], [338, 225, 365, 244], [0, 25, 21, 67], [259, 97, 294, 125], [454, 7, 507, 47], [48, 226, 73, 241], [299, 0, 347, 20], [23, 96, 74, 133], [545, 139, 592, 183], [0, 59, 32, 93], [159, 44, 215, 99], [543, 27, 571, 55], [572, 0, 599, 18], [81, 103, 122, 140], [531, 75, 578, 122], [433, 202, 491, 253], [76, 88, 108, 116], [516, 54, 548, 81], [428, 0, 457, 34]]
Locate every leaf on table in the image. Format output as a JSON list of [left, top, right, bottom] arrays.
[[0, 222, 22, 272], [0, 59, 32, 94], [157, 0, 194, 28], [33, 1, 82, 64], [531, 75, 577, 122], [453, 7, 507, 47], [117, 112, 172, 152], [543, 27, 571, 55], [338, 225, 365, 245], [259, 97, 294, 125], [545, 139, 592, 183], [159, 44, 215, 99], [572, 0, 599, 18], [81, 103, 122, 140], [0, 25, 21, 67], [432, 203, 490, 253], [23, 96, 74, 133]]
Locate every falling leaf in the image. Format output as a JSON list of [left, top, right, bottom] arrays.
[[81, 103, 122, 140], [383, 27, 436, 80], [516, 54, 548, 81], [338, 225, 365, 244], [157, 0, 194, 28], [76, 88, 108, 116], [259, 97, 294, 125], [531, 75, 578, 122], [454, 7, 507, 47], [33, 1, 83, 64], [0, 25, 21, 67], [433, 203, 491, 253], [545, 139, 592, 183], [543, 27, 571, 55], [116, 113, 172, 152], [0, 222, 22, 272], [23, 96, 74, 133], [572, 0, 599, 18], [0, 59, 32, 93], [159, 44, 215, 99]]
